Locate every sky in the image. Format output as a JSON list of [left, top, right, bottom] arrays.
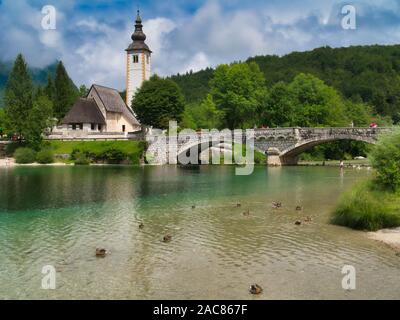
[[1, 0, 400, 90]]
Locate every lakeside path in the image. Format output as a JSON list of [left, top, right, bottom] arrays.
[[368, 228, 400, 252]]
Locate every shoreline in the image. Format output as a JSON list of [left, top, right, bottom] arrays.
[[368, 228, 400, 252]]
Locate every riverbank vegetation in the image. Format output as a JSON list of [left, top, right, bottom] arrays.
[[10, 140, 146, 165], [332, 129, 400, 231]]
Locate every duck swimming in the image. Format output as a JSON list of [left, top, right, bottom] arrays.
[[249, 284, 263, 295], [163, 235, 172, 243], [96, 248, 108, 257]]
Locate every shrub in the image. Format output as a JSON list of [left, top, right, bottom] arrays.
[[74, 152, 90, 165], [36, 149, 54, 164], [14, 148, 36, 164], [369, 128, 400, 191], [331, 182, 400, 231], [100, 147, 127, 164]]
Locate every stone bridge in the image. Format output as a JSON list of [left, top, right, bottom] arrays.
[[145, 127, 390, 166]]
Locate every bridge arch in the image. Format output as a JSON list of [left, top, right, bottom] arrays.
[[276, 135, 377, 165]]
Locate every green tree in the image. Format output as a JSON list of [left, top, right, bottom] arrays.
[[184, 94, 223, 129], [44, 75, 56, 102], [288, 73, 348, 127], [24, 95, 54, 150], [210, 62, 267, 129], [369, 128, 400, 192], [0, 108, 7, 136], [132, 75, 185, 129], [54, 61, 78, 120], [262, 82, 295, 127], [4, 54, 34, 137], [79, 85, 89, 97]]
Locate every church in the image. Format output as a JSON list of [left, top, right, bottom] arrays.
[[53, 11, 150, 136]]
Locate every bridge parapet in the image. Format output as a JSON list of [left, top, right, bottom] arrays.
[[145, 127, 393, 166]]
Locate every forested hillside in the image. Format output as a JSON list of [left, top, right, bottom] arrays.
[[171, 44, 400, 123]]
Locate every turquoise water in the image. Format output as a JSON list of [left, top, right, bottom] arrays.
[[0, 165, 399, 299]]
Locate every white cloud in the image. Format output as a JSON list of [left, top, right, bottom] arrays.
[[1, 0, 400, 91]]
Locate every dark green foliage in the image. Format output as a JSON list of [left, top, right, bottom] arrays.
[[53, 61, 78, 120], [0, 59, 57, 108], [133, 75, 185, 128], [24, 95, 54, 150], [74, 152, 90, 165], [0, 108, 6, 136], [169, 68, 214, 103], [36, 149, 54, 164], [173, 45, 400, 124], [369, 128, 400, 191], [79, 85, 89, 97], [96, 148, 127, 164], [4, 54, 34, 137], [44, 75, 56, 102], [209, 62, 267, 129], [62, 141, 146, 165], [14, 147, 36, 164]]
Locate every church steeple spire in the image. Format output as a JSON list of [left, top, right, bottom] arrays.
[[126, 9, 151, 52], [131, 10, 146, 42], [125, 10, 152, 107]]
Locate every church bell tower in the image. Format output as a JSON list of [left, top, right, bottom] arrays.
[[126, 10, 152, 107]]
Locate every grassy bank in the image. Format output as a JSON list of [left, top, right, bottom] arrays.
[[331, 181, 400, 231], [47, 140, 147, 165], [6, 140, 147, 165]]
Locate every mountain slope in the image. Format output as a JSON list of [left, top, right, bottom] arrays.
[[0, 61, 58, 107], [171, 44, 400, 121]]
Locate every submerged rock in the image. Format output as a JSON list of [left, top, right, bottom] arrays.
[[139, 223, 145, 230], [295, 221, 302, 226]]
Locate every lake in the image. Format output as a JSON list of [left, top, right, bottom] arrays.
[[0, 165, 399, 299]]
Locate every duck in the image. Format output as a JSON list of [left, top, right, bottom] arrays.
[[249, 284, 263, 295], [163, 235, 172, 243], [243, 209, 250, 217], [295, 220, 302, 226], [296, 206, 303, 211], [96, 248, 108, 257]]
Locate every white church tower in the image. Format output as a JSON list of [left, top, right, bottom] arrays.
[[126, 10, 152, 107]]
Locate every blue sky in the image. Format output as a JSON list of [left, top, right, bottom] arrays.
[[1, 0, 400, 90]]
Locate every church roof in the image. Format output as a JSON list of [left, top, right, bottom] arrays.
[[126, 10, 152, 53], [91, 84, 141, 126], [62, 98, 106, 125]]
